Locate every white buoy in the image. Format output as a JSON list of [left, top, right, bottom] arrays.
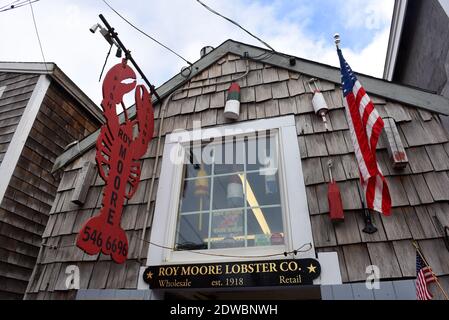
[[309, 79, 330, 131], [224, 82, 241, 120], [227, 174, 244, 206]]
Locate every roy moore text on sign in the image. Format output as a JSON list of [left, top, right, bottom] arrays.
[[143, 259, 321, 289]]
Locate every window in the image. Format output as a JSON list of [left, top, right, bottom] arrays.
[[147, 116, 315, 264], [175, 133, 284, 251]]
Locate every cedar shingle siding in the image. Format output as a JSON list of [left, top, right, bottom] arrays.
[[0, 73, 40, 165], [25, 46, 449, 300], [0, 67, 101, 299]]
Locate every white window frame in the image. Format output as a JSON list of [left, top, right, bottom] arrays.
[[146, 115, 315, 266]]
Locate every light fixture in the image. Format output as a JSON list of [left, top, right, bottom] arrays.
[[116, 47, 123, 58], [90, 22, 114, 45], [89, 23, 101, 34]]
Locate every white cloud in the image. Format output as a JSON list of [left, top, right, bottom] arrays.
[[320, 26, 392, 77], [339, 0, 394, 30], [0, 0, 393, 104]]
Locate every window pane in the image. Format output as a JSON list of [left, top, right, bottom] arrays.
[[209, 209, 245, 249], [247, 206, 284, 247], [185, 163, 212, 180], [175, 132, 284, 251], [246, 134, 278, 172], [179, 177, 211, 213], [184, 144, 212, 179], [176, 213, 209, 250], [246, 171, 281, 207], [213, 174, 245, 210], [214, 139, 244, 175]]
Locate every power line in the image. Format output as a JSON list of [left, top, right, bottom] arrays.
[[28, 0, 48, 73], [0, 0, 38, 12], [101, 0, 193, 66], [195, 0, 276, 52], [0, 0, 21, 11]]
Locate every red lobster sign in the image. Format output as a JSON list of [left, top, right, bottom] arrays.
[[76, 60, 154, 264]]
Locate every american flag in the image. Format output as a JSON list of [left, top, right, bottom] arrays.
[[416, 251, 436, 300], [337, 48, 392, 216]]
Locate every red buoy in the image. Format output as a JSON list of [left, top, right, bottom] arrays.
[[327, 161, 344, 222], [328, 181, 344, 222]]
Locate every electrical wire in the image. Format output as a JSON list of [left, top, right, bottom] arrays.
[[141, 235, 313, 259], [194, 1, 295, 63], [0, 0, 20, 10], [101, 0, 193, 66], [0, 0, 38, 12], [195, 0, 275, 52], [43, 237, 313, 260], [98, 43, 113, 82], [28, 0, 49, 73]]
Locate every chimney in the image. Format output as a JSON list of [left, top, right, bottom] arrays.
[[200, 46, 214, 58]]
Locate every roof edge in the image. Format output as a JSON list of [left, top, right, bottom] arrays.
[[51, 40, 234, 173], [0, 61, 104, 123], [53, 38, 449, 172]]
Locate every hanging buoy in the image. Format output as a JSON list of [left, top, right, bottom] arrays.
[[195, 166, 209, 230], [309, 79, 329, 131], [227, 174, 244, 206], [224, 82, 241, 120], [327, 160, 344, 222], [194, 166, 209, 197]]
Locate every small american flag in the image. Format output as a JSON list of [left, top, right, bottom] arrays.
[[337, 48, 392, 216], [416, 251, 436, 300]]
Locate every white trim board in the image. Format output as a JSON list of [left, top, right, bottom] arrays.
[[0, 86, 6, 98], [138, 115, 346, 295], [147, 115, 316, 265], [0, 75, 51, 204], [384, 0, 408, 81]]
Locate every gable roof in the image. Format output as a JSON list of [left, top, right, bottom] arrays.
[[0, 61, 104, 123], [52, 39, 449, 172]]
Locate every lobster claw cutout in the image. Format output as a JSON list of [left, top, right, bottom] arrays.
[[76, 60, 154, 264]]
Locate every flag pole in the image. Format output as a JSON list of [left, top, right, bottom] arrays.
[[412, 241, 449, 300]]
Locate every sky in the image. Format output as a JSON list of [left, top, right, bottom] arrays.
[[0, 0, 395, 104]]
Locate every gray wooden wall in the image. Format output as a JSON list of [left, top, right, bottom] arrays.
[[394, 0, 449, 99], [0, 77, 101, 299], [0, 73, 39, 165]]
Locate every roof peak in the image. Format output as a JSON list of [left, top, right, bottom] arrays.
[[0, 61, 104, 124]]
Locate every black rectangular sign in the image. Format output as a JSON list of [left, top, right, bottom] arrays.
[[143, 259, 321, 289]]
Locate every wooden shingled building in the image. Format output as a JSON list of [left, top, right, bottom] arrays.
[[0, 62, 103, 299], [24, 40, 449, 300]]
